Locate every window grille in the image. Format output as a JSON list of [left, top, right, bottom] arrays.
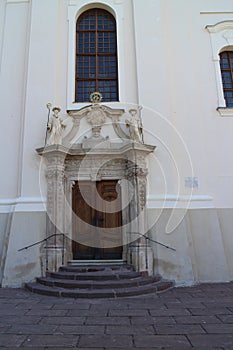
[[220, 51, 233, 107], [75, 9, 119, 103]]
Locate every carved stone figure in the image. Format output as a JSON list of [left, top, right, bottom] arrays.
[[125, 107, 143, 142], [47, 107, 66, 145]]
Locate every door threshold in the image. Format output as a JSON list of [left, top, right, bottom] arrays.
[[68, 259, 125, 266]]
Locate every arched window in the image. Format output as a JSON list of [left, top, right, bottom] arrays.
[[75, 8, 118, 103], [219, 51, 233, 107]]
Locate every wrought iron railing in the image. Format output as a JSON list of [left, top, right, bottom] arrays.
[[126, 232, 176, 272], [18, 233, 71, 272], [129, 232, 176, 251], [18, 232, 175, 273]]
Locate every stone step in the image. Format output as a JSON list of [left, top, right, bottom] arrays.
[[26, 280, 174, 299], [25, 262, 174, 299], [59, 264, 133, 273], [48, 270, 142, 281], [36, 274, 161, 289], [68, 259, 125, 266]]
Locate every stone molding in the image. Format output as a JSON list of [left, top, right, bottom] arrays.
[[206, 20, 233, 34], [217, 107, 233, 117], [206, 20, 233, 107], [147, 194, 214, 209]]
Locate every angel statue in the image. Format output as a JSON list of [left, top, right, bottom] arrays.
[[125, 106, 143, 143], [46, 107, 66, 145]]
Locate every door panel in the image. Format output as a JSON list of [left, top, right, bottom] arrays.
[[72, 182, 96, 259], [72, 180, 123, 260]]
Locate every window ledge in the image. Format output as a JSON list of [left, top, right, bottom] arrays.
[[217, 107, 233, 117]]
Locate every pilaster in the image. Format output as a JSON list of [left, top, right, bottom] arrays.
[[40, 146, 67, 272], [126, 145, 153, 275]]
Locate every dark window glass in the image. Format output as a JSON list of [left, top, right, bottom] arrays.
[[75, 9, 119, 102], [220, 51, 233, 107]]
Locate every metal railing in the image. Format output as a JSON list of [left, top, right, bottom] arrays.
[[18, 231, 175, 273], [127, 231, 176, 272], [18, 233, 71, 272], [130, 232, 176, 251]]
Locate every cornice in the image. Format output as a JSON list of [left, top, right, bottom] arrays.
[[37, 141, 156, 158], [206, 20, 233, 33], [6, 0, 29, 4]]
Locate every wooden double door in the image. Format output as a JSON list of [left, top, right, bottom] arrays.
[[72, 180, 123, 260]]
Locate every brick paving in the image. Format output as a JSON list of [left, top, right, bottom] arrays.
[[1, 283, 233, 348]]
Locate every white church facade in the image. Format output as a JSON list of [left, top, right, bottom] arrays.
[[0, 0, 233, 288]]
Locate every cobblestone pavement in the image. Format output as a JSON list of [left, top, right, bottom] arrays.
[[1, 283, 233, 349]]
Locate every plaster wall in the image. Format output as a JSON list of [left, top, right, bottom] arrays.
[[1, 212, 45, 287], [133, 0, 233, 209], [148, 208, 232, 286], [0, 0, 232, 207], [0, 1, 30, 199], [0, 0, 233, 286]]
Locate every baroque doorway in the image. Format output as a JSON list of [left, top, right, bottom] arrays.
[[72, 180, 123, 260], [37, 102, 155, 274]]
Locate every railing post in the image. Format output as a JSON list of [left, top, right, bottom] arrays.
[[62, 234, 65, 266], [54, 233, 57, 272], [145, 236, 148, 270], [45, 235, 48, 272]]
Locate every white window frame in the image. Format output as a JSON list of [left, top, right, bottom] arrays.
[[206, 21, 233, 117], [67, 1, 125, 111]]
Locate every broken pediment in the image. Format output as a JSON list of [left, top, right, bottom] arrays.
[[62, 100, 144, 148], [64, 103, 127, 147]]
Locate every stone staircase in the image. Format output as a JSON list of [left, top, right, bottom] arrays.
[[26, 264, 174, 298]]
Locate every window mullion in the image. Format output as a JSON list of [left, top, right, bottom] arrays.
[[95, 9, 98, 92], [228, 52, 233, 87]]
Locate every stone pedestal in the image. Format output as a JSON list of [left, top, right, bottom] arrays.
[[129, 243, 154, 276], [39, 234, 65, 275]]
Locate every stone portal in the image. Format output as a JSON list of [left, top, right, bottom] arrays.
[[37, 102, 156, 275]]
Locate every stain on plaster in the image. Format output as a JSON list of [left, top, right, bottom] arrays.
[[154, 258, 179, 274], [14, 262, 36, 278]]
